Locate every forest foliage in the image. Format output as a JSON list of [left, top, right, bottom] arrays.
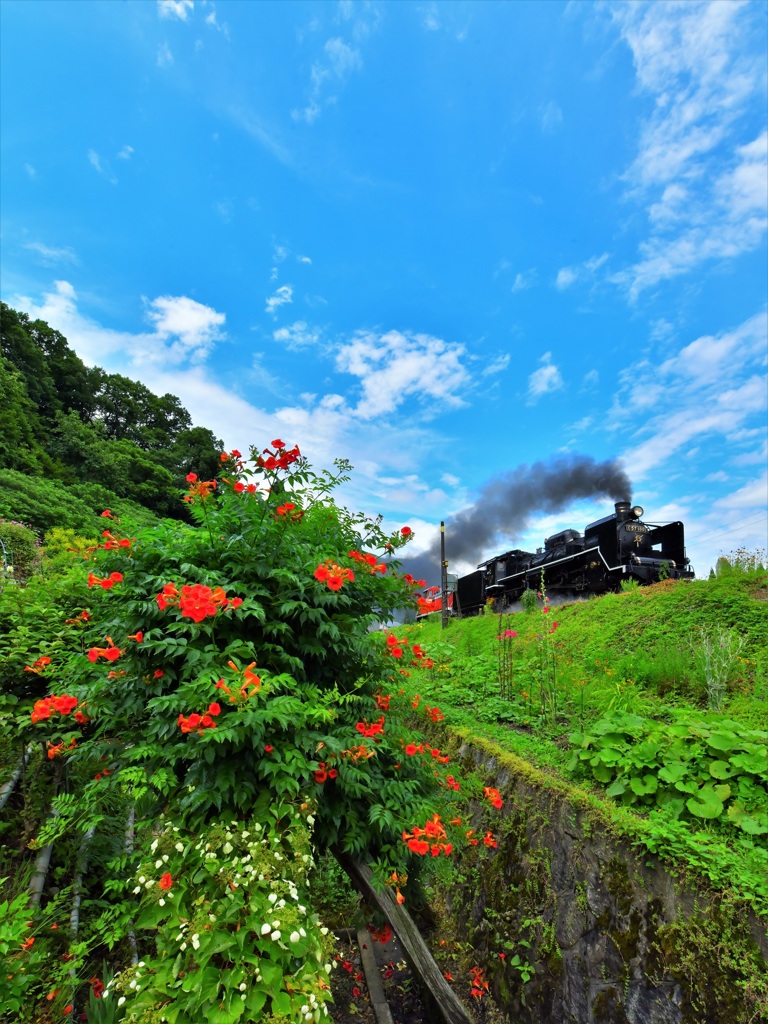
[[1, 302, 223, 538]]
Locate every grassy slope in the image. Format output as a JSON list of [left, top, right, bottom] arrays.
[[397, 572, 768, 913]]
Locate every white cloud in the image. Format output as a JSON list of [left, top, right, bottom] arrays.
[[608, 1, 767, 298], [418, 3, 440, 31], [657, 310, 767, 388], [214, 199, 233, 222], [556, 253, 609, 290], [158, 0, 193, 20], [117, 145, 134, 160], [272, 321, 321, 349], [204, 6, 229, 36], [483, 354, 510, 376], [87, 149, 118, 184], [526, 352, 564, 403], [225, 105, 293, 166], [292, 17, 374, 123], [613, 311, 768, 478], [511, 269, 536, 292], [324, 36, 362, 76], [712, 473, 768, 519], [540, 100, 563, 134], [12, 280, 224, 370], [298, 255, 312, 264], [556, 267, 577, 290], [265, 284, 294, 317], [157, 42, 174, 67], [335, 329, 470, 419], [144, 295, 225, 362], [23, 242, 79, 266]]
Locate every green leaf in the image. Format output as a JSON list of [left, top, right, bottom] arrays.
[[658, 763, 688, 785], [706, 732, 738, 752], [629, 773, 658, 796], [271, 991, 292, 1016], [686, 787, 725, 819]]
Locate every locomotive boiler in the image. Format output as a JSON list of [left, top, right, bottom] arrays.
[[448, 502, 694, 617]]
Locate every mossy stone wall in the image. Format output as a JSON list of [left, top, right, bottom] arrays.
[[435, 736, 767, 1024]]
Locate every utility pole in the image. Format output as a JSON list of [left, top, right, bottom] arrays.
[[440, 521, 449, 630]]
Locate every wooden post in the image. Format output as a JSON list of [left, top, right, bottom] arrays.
[[334, 848, 472, 1024], [441, 521, 449, 631]]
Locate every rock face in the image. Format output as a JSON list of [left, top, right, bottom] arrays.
[[440, 740, 768, 1024]]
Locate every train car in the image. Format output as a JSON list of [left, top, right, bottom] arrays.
[[428, 501, 693, 617]]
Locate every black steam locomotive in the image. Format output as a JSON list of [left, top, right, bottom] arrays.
[[451, 502, 694, 616]]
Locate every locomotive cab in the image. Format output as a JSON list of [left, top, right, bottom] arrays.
[[584, 502, 692, 585]]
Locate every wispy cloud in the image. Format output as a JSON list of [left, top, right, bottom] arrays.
[[540, 100, 563, 134], [226, 104, 293, 166], [418, 3, 441, 31], [158, 0, 193, 21], [293, 36, 363, 123], [272, 321, 321, 349], [265, 284, 294, 317], [511, 268, 537, 293], [24, 163, 36, 179], [23, 242, 79, 266], [205, 6, 230, 37], [292, 5, 380, 123], [612, 311, 768, 478], [608, 1, 767, 299], [527, 352, 564, 402], [214, 199, 233, 222], [555, 253, 608, 290], [157, 42, 174, 67], [483, 354, 510, 376], [117, 145, 134, 160], [335, 329, 470, 419], [87, 149, 118, 184]]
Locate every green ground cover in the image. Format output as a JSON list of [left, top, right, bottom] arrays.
[[396, 568, 768, 913]]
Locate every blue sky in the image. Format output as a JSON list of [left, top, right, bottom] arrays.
[[2, 0, 766, 581]]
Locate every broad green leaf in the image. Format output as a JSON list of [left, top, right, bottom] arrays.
[[686, 787, 725, 819], [629, 773, 658, 796]]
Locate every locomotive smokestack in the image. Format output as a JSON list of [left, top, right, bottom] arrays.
[[400, 454, 632, 585], [615, 501, 631, 520]]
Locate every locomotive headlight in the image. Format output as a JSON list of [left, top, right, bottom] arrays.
[[631, 506, 644, 519]]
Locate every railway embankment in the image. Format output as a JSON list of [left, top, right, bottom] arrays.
[[394, 570, 768, 1023]]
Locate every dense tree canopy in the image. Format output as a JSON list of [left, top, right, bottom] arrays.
[[0, 302, 223, 534]]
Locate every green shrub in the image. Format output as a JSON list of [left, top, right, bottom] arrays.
[[0, 519, 42, 585]]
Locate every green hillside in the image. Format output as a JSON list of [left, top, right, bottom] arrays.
[[1, 302, 223, 539]]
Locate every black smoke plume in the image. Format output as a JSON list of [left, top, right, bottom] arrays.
[[402, 455, 632, 587]]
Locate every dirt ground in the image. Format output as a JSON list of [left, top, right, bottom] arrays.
[[328, 931, 430, 1024]]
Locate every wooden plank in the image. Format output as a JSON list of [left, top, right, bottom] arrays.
[[334, 848, 472, 1024], [356, 927, 395, 1024]]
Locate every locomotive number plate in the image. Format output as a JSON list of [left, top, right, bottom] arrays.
[[624, 523, 647, 532]]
